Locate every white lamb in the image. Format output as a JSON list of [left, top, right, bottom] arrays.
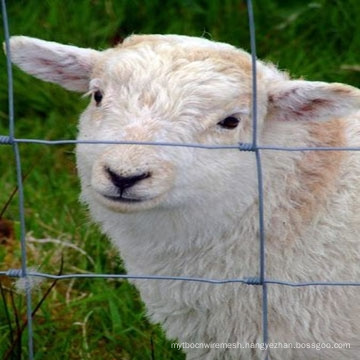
[[8, 34, 360, 359]]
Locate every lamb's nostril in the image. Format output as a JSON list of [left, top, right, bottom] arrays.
[[106, 167, 151, 192]]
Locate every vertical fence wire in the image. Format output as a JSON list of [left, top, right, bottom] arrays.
[[246, 1, 269, 357], [247, 0, 258, 149], [1, 0, 34, 359]]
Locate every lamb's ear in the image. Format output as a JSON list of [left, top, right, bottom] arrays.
[[6, 36, 100, 92], [267, 80, 360, 122]]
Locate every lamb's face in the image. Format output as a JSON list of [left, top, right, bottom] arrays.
[[76, 36, 260, 213], [9, 34, 360, 214]]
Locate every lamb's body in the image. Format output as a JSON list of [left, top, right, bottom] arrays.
[[94, 116, 360, 359], [9, 34, 360, 359]]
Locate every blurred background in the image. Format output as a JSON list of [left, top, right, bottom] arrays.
[[1, 0, 360, 359]]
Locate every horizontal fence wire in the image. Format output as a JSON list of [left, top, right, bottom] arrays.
[[1, 1, 360, 360], [1, 270, 360, 287], [3, 137, 360, 151], [0, 135, 360, 152]]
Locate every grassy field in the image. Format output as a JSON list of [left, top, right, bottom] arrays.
[[1, 0, 360, 359]]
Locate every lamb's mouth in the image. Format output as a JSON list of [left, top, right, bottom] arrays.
[[93, 189, 165, 211], [103, 194, 147, 203]]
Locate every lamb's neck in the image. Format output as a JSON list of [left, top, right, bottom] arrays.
[[98, 202, 261, 277]]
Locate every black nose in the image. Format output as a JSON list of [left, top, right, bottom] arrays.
[[106, 167, 151, 193]]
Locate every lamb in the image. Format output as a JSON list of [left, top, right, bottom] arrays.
[[8, 34, 360, 359]]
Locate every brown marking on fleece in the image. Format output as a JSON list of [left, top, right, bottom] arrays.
[[270, 119, 347, 246], [291, 118, 346, 227], [298, 98, 330, 116]]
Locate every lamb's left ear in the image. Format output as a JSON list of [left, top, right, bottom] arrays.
[[6, 36, 100, 92], [267, 80, 360, 122]]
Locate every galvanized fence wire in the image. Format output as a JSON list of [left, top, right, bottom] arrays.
[[1, 0, 34, 358], [1, 0, 360, 359]]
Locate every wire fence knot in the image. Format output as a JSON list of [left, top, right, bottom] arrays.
[[0, 135, 13, 145], [238, 142, 256, 152], [6, 269, 24, 278], [244, 276, 262, 285]]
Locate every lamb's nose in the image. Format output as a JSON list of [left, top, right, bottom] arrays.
[[106, 167, 151, 192]]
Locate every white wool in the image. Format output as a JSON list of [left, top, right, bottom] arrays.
[[9, 34, 360, 359], [14, 267, 44, 294]]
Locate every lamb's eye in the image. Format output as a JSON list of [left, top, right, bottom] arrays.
[[217, 116, 240, 130], [94, 90, 103, 106]]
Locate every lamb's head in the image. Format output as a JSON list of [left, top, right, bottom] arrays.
[[8, 35, 360, 215]]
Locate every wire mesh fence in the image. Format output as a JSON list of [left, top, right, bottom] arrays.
[[1, 0, 360, 359]]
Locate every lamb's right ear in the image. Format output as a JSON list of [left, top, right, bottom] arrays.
[[6, 36, 100, 92]]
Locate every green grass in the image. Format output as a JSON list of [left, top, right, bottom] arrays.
[[1, 0, 360, 359]]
